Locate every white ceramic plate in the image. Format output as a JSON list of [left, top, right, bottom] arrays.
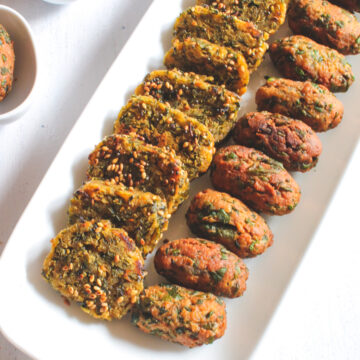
[[0, 1, 359, 359]]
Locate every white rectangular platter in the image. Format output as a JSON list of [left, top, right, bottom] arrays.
[[1, 1, 360, 359]]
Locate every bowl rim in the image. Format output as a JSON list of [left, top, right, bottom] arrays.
[[0, 5, 38, 123]]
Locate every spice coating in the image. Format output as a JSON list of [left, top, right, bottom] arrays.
[[131, 284, 226, 347], [288, 0, 360, 55], [154, 238, 248, 298], [186, 189, 274, 258], [135, 69, 241, 142], [42, 220, 145, 320], [211, 145, 301, 215], [87, 134, 190, 214], [256, 77, 344, 132], [113, 95, 215, 180], [196, 0, 287, 36], [68, 180, 169, 257], [269, 35, 354, 92], [0, 25, 14, 102], [233, 111, 322, 172], [164, 37, 249, 96], [173, 6, 268, 72]]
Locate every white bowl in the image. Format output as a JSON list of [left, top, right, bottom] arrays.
[[0, 6, 38, 124]]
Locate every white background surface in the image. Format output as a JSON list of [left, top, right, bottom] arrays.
[[0, 0, 359, 359]]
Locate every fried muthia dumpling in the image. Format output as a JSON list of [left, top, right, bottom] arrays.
[[330, 0, 360, 13], [68, 180, 169, 257], [256, 78, 344, 132], [113, 95, 215, 180], [288, 0, 360, 55], [186, 189, 274, 258], [42, 220, 146, 321], [131, 284, 227, 348], [155, 238, 248, 298], [164, 37, 249, 96], [0, 25, 15, 102], [211, 145, 301, 215], [269, 35, 354, 92], [135, 69, 241, 143], [196, 0, 287, 36], [233, 111, 322, 172], [87, 134, 190, 214], [173, 6, 268, 72]]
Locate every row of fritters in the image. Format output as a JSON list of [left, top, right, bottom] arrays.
[[163, 4, 287, 95]]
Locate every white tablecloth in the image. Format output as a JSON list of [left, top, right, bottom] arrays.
[[0, 1, 359, 359]]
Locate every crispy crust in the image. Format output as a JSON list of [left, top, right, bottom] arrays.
[[87, 134, 190, 214], [269, 35, 354, 92], [135, 69, 241, 142], [211, 145, 301, 215], [68, 180, 169, 256], [288, 0, 360, 55], [155, 238, 248, 298], [174, 6, 268, 71], [233, 111, 323, 172], [164, 37, 249, 96], [256, 78, 344, 132], [113, 95, 215, 180], [42, 220, 145, 320], [131, 284, 226, 347], [186, 189, 274, 258], [197, 0, 287, 36]]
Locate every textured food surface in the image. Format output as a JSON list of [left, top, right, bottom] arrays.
[[135, 69, 241, 142], [164, 37, 249, 95], [197, 0, 287, 36], [288, 0, 360, 54], [68, 180, 169, 256], [0, 25, 15, 102], [256, 77, 344, 132], [233, 111, 323, 172], [87, 134, 190, 214], [131, 284, 227, 347], [113, 95, 215, 180], [174, 6, 268, 72], [269, 35, 355, 92], [154, 238, 248, 297], [211, 145, 301, 215], [186, 189, 274, 258], [42, 220, 145, 320]]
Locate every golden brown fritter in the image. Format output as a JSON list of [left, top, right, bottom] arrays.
[[164, 37, 249, 96], [233, 111, 323, 172], [135, 69, 241, 143], [173, 6, 268, 72], [211, 145, 301, 215], [132, 284, 227, 347], [288, 0, 360, 55], [68, 180, 169, 257], [196, 0, 287, 36], [87, 134, 190, 214], [42, 220, 145, 320], [154, 238, 248, 298], [0, 25, 14, 102], [269, 35, 354, 92], [255, 77, 344, 132], [186, 189, 274, 258], [113, 95, 215, 180]]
